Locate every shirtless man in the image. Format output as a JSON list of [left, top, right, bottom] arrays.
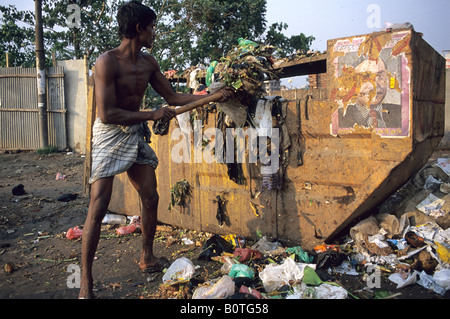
[[78, 1, 231, 299]]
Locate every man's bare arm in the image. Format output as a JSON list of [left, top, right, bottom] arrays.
[[95, 54, 175, 125]]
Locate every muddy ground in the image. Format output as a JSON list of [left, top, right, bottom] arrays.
[[0, 150, 449, 300]]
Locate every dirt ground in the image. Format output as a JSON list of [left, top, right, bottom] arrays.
[[0, 150, 449, 300]]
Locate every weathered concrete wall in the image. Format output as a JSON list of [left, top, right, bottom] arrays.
[[56, 58, 88, 154]]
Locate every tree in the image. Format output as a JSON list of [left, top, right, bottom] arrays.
[[0, 5, 36, 67], [41, 0, 120, 65], [265, 22, 315, 57], [148, 0, 268, 71]]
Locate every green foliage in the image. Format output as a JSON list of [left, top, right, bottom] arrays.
[[36, 145, 58, 154], [0, 5, 36, 67]]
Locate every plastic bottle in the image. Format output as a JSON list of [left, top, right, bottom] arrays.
[[66, 226, 83, 240], [102, 213, 127, 225]]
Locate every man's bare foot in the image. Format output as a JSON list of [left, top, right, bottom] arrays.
[[78, 280, 95, 299], [138, 254, 169, 273], [78, 288, 95, 299]]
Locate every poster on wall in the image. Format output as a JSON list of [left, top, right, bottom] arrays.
[[330, 31, 412, 138]]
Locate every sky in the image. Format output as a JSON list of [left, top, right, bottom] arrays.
[[266, 0, 449, 55]]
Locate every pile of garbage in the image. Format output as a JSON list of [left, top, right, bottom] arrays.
[[148, 224, 448, 299], [142, 157, 450, 300]]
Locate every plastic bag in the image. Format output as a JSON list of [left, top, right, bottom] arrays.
[[259, 258, 314, 292], [220, 256, 237, 275], [251, 236, 284, 256], [287, 283, 348, 299], [388, 271, 419, 288], [285, 246, 314, 263], [228, 264, 254, 279], [417, 270, 447, 295], [162, 257, 195, 285], [433, 269, 450, 291], [192, 275, 235, 299], [198, 234, 234, 260], [233, 248, 262, 262], [66, 226, 83, 240]]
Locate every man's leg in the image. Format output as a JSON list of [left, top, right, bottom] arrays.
[[78, 177, 114, 299], [126, 164, 160, 269]]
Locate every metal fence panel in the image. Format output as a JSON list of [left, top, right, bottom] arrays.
[[0, 67, 66, 150]]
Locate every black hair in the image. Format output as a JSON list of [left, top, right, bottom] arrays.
[[117, 1, 157, 39]]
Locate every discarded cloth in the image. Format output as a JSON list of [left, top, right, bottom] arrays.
[[89, 118, 158, 184]]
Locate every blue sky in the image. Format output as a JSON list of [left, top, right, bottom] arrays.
[[266, 0, 449, 55]]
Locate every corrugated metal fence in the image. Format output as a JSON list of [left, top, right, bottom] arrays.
[[0, 67, 66, 150]]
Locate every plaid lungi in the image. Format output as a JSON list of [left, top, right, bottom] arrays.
[[89, 118, 158, 184]]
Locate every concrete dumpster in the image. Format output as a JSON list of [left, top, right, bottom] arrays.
[[88, 28, 445, 249]]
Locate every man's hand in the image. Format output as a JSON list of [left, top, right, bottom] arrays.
[[217, 87, 234, 103], [151, 107, 177, 122]]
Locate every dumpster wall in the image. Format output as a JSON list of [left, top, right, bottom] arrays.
[[106, 30, 445, 249]]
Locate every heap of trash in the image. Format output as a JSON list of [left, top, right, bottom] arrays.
[[142, 156, 450, 299], [62, 156, 450, 299]]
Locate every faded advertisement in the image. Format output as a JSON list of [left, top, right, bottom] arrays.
[[330, 31, 412, 137]]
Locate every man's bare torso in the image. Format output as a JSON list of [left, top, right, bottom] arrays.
[[104, 48, 156, 112]]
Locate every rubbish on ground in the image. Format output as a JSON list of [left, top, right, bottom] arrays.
[[102, 213, 127, 225], [239, 285, 262, 299], [4, 262, 15, 273], [66, 226, 83, 240], [12, 184, 26, 196], [192, 275, 235, 299], [417, 270, 447, 295], [251, 236, 284, 256], [258, 257, 315, 292], [314, 244, 340, 253], [181, 238, 194, 245], [285, 246, 314, 263], [433, 269, 450, 291], [198, 234, 234, 260], [55, 172, 66, 180], [116, 224, 138, 236], [57, 193, 78, 202], [162, 257, 196, 285], [228, 263, 254, 279], [436, 242, 450, 264], [222, 234, 245, 248], [233, 247, 262, 262], [389, 270, 419, 288], [219, 256, 238, 275], [286, 282, 348, 299]]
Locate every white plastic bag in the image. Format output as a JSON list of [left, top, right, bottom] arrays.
[[286, 283, 348, 299], [417, 270, 447, 295], [192, 275, 235, 299], [433, 269, 450, 291], [388, 271, 419, 288], [259, 258, 314, 292], [162, 257, 195, 285]]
